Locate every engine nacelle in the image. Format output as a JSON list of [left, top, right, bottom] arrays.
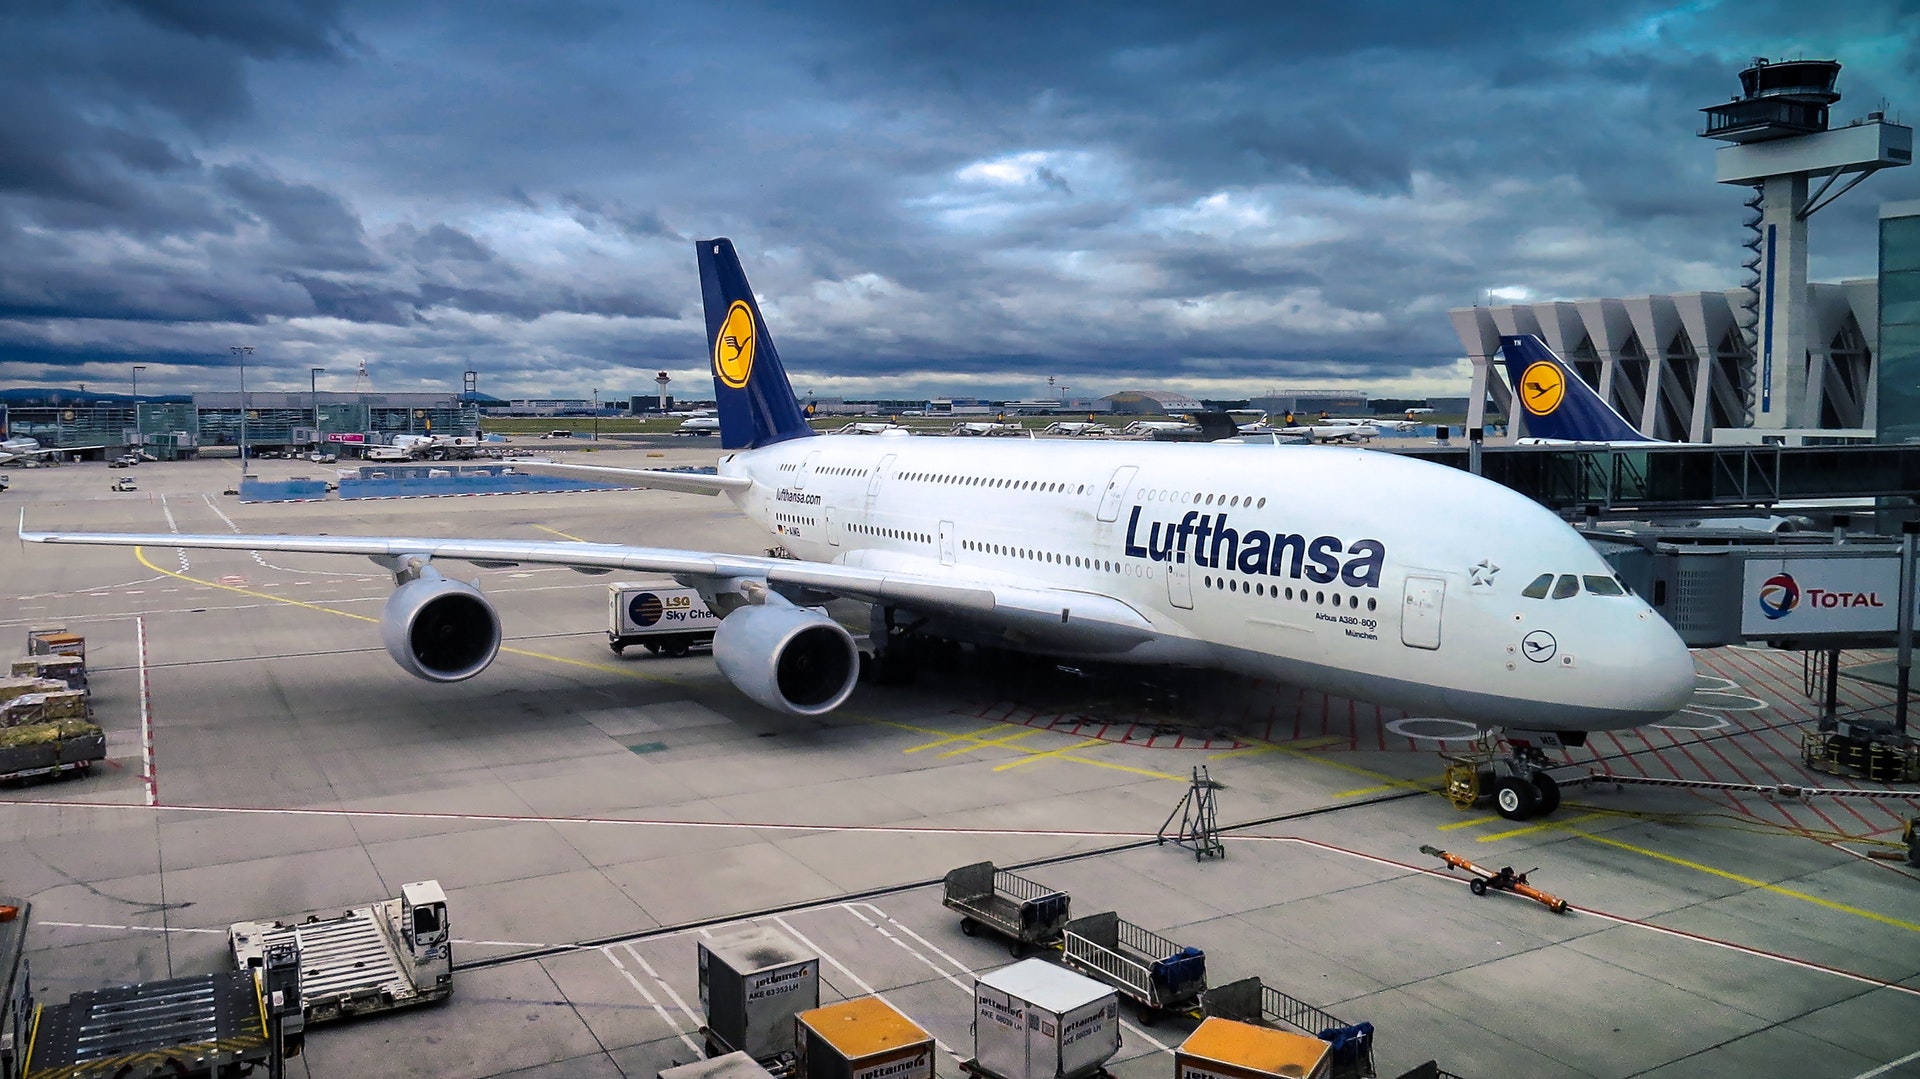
[[381, 569, 502, 682], [713, 603, 859, 716]]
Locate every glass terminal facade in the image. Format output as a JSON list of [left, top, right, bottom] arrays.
[[1880, 201, 1920, 444]]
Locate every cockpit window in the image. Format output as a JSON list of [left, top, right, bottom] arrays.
[[1552, 574, 1581, 599], [1583, 575, 1626, 596], [1521, 573, 1554, 599]]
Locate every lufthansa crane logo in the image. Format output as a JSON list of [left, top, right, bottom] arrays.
[[1519, 361, 1565, 416], [713, 300, 755, 390]]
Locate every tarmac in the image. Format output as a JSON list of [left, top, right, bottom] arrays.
[[2, 446, 1917, 1079]]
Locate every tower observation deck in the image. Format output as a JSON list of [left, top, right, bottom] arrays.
[[1700, 58, 1911, 434]]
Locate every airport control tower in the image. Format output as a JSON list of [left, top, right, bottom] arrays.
[[1701, 58, 1911, 432]]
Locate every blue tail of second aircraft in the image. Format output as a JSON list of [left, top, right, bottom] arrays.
[[1498, 334, 1656, 443], [698, 238, 816, 450]]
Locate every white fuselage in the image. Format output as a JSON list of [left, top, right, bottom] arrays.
[[717, 434, 1696, 732]]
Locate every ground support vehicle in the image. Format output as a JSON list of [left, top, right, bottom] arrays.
[[1058, 913, 1206, 1024], [2, 901, 27, 1079], [0, 722, 105, 785], [1200, 978, 1375, 1079], [608, 583, 721, 656], [942, 862, 1070, 957], [9, 898, 306, 1079], [697, 925, 818, 1075], [1175, 1017, 1338, 1079], [229, 881, 451, 1025]]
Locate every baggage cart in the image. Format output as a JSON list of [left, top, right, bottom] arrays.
[[1175, 1017, 1331, 1079], [608, 582, 721, 656], [942, 862, 1070, 957], [794, 998, 934, 1079], [665, 1051, 780, 1079], [230, 880, 452, 1025], [26, 630, 85, 663], [967, 959, 1120, 1079], [1201, 978, 1374, 1079], [1059, 912, 1206, 1024], [0, 721, 105, 784], [698, 925, 819, 1072]]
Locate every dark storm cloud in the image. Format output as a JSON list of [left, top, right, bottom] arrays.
[[1, 2, 1917, 397]]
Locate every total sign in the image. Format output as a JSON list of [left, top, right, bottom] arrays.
[[1740, 557, 1900, 637]]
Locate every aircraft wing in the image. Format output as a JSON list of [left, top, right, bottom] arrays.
[[18, 515, 1159, 649], [499, 459, 751, 495]]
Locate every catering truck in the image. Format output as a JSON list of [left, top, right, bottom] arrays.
[[608, 582, 722, 656]]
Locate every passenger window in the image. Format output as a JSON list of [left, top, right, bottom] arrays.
[[1552, 574, 1580, 599], [1521, 573, 1554, 599], [1583, 575, 1626, 596]]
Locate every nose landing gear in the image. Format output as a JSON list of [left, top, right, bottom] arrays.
[[1443, 732, 1577, 821]]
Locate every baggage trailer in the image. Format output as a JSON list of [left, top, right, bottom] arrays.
[[942, 862, 1070, 957], [794, 998, 935, 1079], [229, 880, 451, 1026], [609, 582, 721, 656], [967, 959, 1120, 1079], [1059, 912, 1206, 1024], [0, 722, 105, 785], [698, 925, 820, 1073], [1200, 978, 1374, 1079]]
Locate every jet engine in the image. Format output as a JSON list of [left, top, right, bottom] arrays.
[[380, 567, 502, 682], [713, 602, 859, 716]]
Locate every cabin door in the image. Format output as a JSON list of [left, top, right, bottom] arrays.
[[1401, 575, 1445, 650], [1097, 466, 1138, 522], [1166, 555, 1194, 609]]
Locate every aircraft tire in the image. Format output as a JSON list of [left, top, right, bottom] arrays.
[[1532, 773, 1562, 816], [1493, 776, 1539, 821]]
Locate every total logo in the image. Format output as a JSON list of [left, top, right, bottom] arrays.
[[1756, 571, 1883, 620]]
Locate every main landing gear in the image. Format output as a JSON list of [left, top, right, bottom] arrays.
[[1443, 732, 1578, 821]]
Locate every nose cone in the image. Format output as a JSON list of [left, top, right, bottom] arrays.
[[1617, 613, 1697, 723]]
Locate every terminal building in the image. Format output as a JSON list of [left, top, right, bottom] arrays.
[[1454, 58, 1913, 446], [0, 391, 479, 459]]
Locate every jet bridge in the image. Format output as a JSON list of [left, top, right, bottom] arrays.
[[1397, 443, 1920, 514]]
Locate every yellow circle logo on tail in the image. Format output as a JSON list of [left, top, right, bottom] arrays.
[[713, 301, 755, 389], [1519, 361, 1565, 416]]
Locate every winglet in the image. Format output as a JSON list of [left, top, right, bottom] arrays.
[[1498, 334, 1655, 443]]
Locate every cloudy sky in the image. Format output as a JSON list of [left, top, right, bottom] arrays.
[[1, 1, 1915, 402]]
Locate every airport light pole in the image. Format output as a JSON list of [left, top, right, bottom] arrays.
[[230, 345, 254, 475], [593, 388, 599, 442], [131, 365, 145, 445], [310, 367, 326, 450]]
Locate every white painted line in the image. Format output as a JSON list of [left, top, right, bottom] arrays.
[[602, 946, 703, 1054], [848, 903, 977, 980], [841, 903, 973, 996], [775, 915, 964, 1065], [40, 921, 223, 935], [625, 943, 704, 1033], [136, 615, 156, 806], [1848, 1046, 1920, 1079]]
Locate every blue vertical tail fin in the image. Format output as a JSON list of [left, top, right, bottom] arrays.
[[698, 238, 815, 450], [1498, 334, 1656, 443]]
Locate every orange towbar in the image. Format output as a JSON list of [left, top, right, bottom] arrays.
[[1420, 845, 1570, 914]]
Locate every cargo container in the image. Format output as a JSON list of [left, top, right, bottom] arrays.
[[794, 998, 935, 1079], [608, 582, 722, 656], [663, 1051, 779, 1079], [970, 960, 1120, 1079], [1175, 1017, 1329, 1079], [699, 925, 820, 1065], [1, 690, 89, 728], [9, 656, 84, 694]]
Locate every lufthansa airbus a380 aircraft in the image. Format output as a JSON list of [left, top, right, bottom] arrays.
[[21, 239, 1698, 820]]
